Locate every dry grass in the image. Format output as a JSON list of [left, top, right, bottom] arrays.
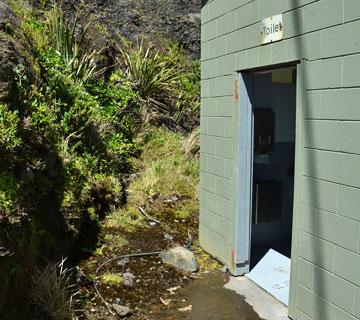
[[30, 258, 77, 320]]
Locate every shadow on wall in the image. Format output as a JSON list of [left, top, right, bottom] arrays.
[[292, 0, 324, 319]]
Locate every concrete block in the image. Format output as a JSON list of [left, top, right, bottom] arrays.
[[303, 120, 341, 151], [217, 54, 235, 77], [305, 58, 342, 90], [223, 116, 235, 138], [344, 0, 360, 22], [226, 29, 246, 54], [215, 36, 227, 58], [340, 122, 360, 155], [271, 40, 286, 65], [303, 0, 343, 33], [201, 59, 217, 80], [343, 54, 360, 87], [217, 197, 234, 221], [299, 203, 317, 235], [208, 0, 227, 22], [259, 43, 272, 66], [202, 20, 217, 42], [317, 150, 343, 183], [200, 206, 215, 230], [216, 176, 234, 200], [355, 288, 360, 318], [316, 209, 359, 253], [234, 1, 259, 29], [339, 185, 360, 223], [321, 20, 360, 58], [201, 79, 210, 98], [201, 97, 217, 117], [213, 214, 232, 240], [201, 4, 209, 25], [207, 155, 225, 177], [215, 137, 235, 159], [331, 305, 357, 320], [200, 171, 217, 194], [200, 153, 208, 172], [205, 190, 220, 215], [334, 246, 360, 287], [312, 266, 355, 314], [245, 23, 260, 49], [216, 96, 234, 117], [299, 231, 335, 272], [246, 47, 260, 69], [200, 134, 216, 155], [223, 158, 234, 179], [217, 11, 235, 36], [301, 177, 338, 213], [296, 284, 333, 320], [303, 90, 321, 119], [227, 0, 253, 12], [207, 117, 224, 136], [283, 8, 304, 39], [297, 257, 314, 290], [340, 153, 360, 189], [209, 77, 225, 97], [302, 31, 321, 61], [201, 41, 210, 61], [235, 50, 247, 70], [285, 0, 318, 11], [259, 0, 285, 19], [285, 37, 302, 62], [321, 88, 360, 120]]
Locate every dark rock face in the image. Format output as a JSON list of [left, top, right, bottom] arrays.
[[61, 0, 201, 58]]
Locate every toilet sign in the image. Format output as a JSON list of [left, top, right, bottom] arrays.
[[260, 14, 283, 45]]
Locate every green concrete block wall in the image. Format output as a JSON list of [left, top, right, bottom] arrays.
[[200, 0, 360, 319]]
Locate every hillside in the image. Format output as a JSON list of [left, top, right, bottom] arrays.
[[0, 0, 208, 319]]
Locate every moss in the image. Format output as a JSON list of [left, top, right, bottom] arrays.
[[174, 201, 199, 220], [107, 206, 145, 233], [0, 171, 18, 215], [129, 127, 199, 205], [103, 233, 128, 247], [100, 273, 123, 286]]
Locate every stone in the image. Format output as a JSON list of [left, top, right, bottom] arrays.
[[112, 304, 132, 318], [159, 246, 198, 273], [0, 6, 31, 104], [122, 272, 135, 287]]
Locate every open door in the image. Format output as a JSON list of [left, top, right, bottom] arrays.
[[234, 73, 253, 275], [236, 66, 297, 306]]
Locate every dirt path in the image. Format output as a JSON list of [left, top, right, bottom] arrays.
[[76, 195, 220, 319]]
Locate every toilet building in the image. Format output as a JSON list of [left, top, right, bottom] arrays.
[[200, 1, 360, 319]]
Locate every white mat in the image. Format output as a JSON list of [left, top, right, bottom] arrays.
[[245, 249, 291, 306]]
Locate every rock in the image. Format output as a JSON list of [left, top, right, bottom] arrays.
[[159, 246, 198, 273], [122, 272, 135, 287], [112, 304, 132, 318], [117, 257, 130, 267], [0, 2, 33, 104]]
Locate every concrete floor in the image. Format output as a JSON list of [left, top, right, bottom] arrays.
[[225, 276, 289, 320]]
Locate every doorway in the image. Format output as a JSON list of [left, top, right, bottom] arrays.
[[250, 67, 296, 268], [236, 64, 297, 273]]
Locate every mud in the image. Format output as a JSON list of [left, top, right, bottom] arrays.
[[162, 272, 264, 320]]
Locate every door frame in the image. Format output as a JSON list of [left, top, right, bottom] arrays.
[[233, 72, 254, 275], [234, 63, 299, 276]]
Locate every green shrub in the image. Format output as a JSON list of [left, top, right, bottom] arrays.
[[0, 104, 22, 152], [45, 4, 98, 84], [0, 171, 18, 215], [116, 39, 183, 108]]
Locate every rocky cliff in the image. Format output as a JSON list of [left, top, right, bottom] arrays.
[[59, 0, 201, 58]]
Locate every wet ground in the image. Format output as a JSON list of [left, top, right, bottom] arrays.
[[76, 195, 264, 320], [163, 272, 264, 320]]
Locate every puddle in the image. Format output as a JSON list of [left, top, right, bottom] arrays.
[[164, 272, 264, 320]]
